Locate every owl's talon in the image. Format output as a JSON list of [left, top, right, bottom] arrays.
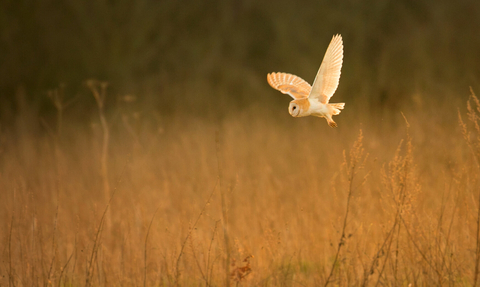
[[328, 121, 338, 128]]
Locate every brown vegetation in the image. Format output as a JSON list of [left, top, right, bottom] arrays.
[[0, 84, 479, 286]]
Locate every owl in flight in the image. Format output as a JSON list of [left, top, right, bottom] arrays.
[[267, 34, 344, 127]]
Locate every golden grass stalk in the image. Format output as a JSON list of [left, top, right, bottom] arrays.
[[143, 208, 158, 287], [174, 180, 218, 286], [459, 88, 480, 286], [325, 130, 368, 286], [86, 79, 111, 203]]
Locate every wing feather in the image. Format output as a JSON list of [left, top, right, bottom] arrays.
[[309, 34, 344, 104], [267, 72, 311, 100]]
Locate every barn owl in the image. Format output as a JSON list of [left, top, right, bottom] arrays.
[[267, 34, 344, 127]]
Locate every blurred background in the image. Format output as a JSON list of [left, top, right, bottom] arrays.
[[1, 0, 480, 123]]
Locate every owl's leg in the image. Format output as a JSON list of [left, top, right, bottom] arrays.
[[325, 116, 337, 128]]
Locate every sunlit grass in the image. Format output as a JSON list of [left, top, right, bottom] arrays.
[[0, 87, 478, 286]]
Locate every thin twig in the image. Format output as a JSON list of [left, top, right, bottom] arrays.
[[215, 130, 231, 287], [400, 214, 442, 278], [85, 158, 127, 287], [144, 208, 159, 287], [459, 91, 480, 286], [362, 209, 398, 286], [190, 229, 208, 284], [325, 130, 365, 286], [87, 80, 111, 203], [47, 195, 59, 285], [8, 206, 15, 287], [206, 221, 220, 287], [174, 180, 218, 286], [58, 235, 76, 287]]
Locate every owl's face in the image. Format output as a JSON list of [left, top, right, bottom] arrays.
[[289, 99, 310, 117], [289, 102, 300, 117]]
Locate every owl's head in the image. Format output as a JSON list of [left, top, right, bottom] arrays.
[[288, 99, 309, 117]]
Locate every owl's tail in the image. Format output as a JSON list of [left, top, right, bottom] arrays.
[[329, 103, 345, 115]]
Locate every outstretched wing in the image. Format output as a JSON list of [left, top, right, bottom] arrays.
[[267, 72, 311, 100], [309, 34, 343, 104]]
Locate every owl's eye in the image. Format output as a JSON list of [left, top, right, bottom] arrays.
[[293, 106, 297, 110]]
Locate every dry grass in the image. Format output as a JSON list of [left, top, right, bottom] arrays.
[[0, 86, 479, 286]]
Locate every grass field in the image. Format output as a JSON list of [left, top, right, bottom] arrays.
[[1, 82, 480, 286]]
